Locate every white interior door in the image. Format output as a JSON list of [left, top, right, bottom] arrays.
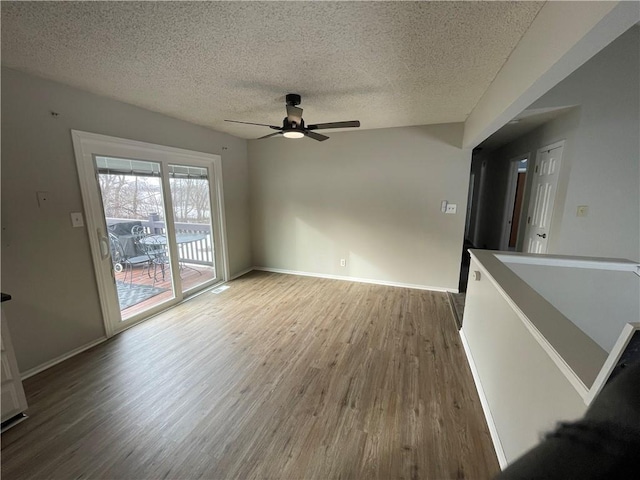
[[72, 131, 228, 336], [524, 142, 564, 254]]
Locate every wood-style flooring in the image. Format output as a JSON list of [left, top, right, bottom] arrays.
[[1, 271, 499, 479]]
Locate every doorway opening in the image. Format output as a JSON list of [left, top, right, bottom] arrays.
[[500, 156, 529, 251]]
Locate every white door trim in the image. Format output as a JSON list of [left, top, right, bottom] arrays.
[[472, 160, 487, 247], [499, 154, 529, 250], [71, 130, 228, 337]]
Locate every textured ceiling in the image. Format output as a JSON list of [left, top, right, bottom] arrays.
[[1, 1, 544, 139]]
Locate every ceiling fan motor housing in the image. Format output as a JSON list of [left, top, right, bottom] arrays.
[[285, 93, 301, 106], [283, 117, 304, 130]]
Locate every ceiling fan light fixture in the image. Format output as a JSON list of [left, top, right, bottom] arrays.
[[225, 94, 360, 141], [283, 130, 304, 139]]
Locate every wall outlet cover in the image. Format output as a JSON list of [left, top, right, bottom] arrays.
[[445, 203, 457, 214], [36, 191, 50, 207], [70, 212, 84, 228], [577, 205, 588, 217]]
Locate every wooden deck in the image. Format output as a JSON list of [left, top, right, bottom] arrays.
[[117, 262, 216, 319]]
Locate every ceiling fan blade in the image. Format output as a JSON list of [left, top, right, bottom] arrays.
[[307, 120, 360, 130], [304, 130, 329, 142], [225, 119, 281, 130], [286, 105, 303, 125], [257, 132, 283, 140]]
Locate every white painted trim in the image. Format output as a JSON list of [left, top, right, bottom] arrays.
[[469, 250, 592, 400], [495, 253, 639, 272], [500, 154, 529, 250], [586, 323, 640, 405], [537, 140, 565, 155], [20, 336, 108, 380], [472, 160, 487, 247], [229, 267, 254, 280], [71, 131, 119, 338], [253, 267, 457, 293], [213, 158, 230, 282], [459, 329, 508, 470], [71, 130, 229, 337]]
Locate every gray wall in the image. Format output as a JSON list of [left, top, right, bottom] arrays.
[[1, 68, 251, 373], [475, 26, 639, 261], [249, 124, 470, 291]]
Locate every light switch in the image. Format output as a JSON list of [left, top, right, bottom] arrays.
[[576, 205, 588, 217], [472, 271, 481, 281], [70, 212, 84, 228], [445, 203, 457, 214]]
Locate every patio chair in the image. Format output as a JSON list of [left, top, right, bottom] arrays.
[[139, 234, 170, 284], [108, 232, 153, 286], [131, 225, 158, 279]]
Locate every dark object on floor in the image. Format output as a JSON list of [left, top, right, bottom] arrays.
[[495, 362, 640, 479], [116, 281, 166, 310]]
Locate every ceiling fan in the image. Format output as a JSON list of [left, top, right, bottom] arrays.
[[225, 94, 360, 142]]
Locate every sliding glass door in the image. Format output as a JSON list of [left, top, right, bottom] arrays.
[[72, 131, 227, 336], [96, 157, 176, 320], [168, 164, 219, 295]]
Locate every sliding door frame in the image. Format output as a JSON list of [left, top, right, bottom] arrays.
[[72, 130, 229, 337]]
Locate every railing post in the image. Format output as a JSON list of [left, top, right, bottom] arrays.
[[148, 213, 161, 234]]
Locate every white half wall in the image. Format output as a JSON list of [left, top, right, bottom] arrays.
[[1, 68, 251, 373], [248, 124, 470, 291]]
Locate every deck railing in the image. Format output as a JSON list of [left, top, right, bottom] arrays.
[[106, 216, 213, 266]]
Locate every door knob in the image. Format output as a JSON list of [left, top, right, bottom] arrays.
[[536, 233, 547, 239]]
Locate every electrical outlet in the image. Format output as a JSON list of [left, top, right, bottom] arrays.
[[340, 259, 346, 267], [36, 191, 50, 207], [445, 203, 457, 214]]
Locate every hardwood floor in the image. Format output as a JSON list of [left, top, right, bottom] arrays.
[[1, 272, 499, 479]]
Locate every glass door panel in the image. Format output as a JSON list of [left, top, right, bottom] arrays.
[[95, 156, 175, 320], [168, 164, 218, 294]]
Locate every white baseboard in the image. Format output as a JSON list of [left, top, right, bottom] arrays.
[[459, 329, 508, 469], [253, 266, 457, 293], [229, 267, 254, 280], [20, 336, 108, 380]]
